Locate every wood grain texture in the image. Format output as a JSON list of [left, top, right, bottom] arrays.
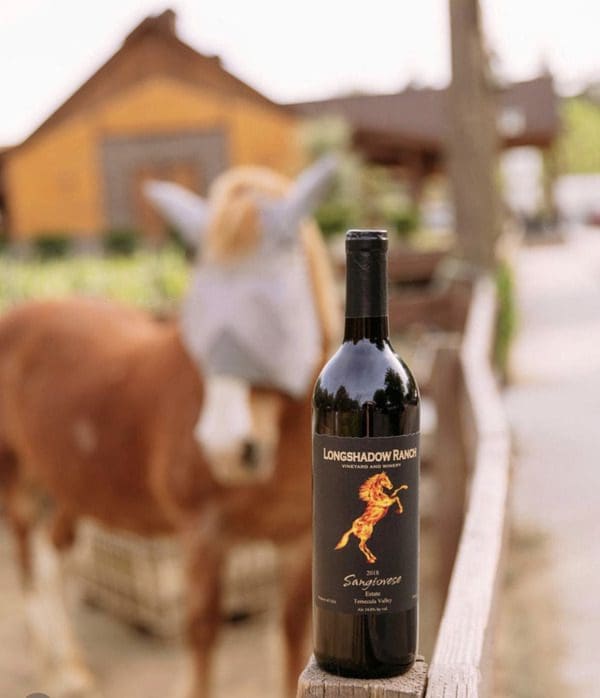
[[426, 277, 511, 698], [297, 656, 427, 698]]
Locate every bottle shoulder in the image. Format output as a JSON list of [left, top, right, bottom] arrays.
[[314, 338, 419, 410]]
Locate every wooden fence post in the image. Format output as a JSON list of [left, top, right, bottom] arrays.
[[447, 0, 501, 270]]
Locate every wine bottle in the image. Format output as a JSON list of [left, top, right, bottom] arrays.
[[312, 229, 420, 678]]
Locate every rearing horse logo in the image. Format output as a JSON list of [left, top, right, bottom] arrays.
[[335, 472, 408, 564]]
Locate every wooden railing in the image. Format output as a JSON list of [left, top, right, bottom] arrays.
[[297, 276, 511, 698], [426, 277, 510, 697]]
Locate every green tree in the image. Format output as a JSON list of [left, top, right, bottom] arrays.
[[299, 117, 419, 239], [558, 97, 600, 174]]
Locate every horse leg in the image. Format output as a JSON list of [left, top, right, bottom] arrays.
[[0, 450, 34, 588], [176, 510, 224, 698], [280, 533, 312, 698], [359, 538, 377, 564], [25, 509, 99, 698]]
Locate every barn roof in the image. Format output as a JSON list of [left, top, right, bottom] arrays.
[[290, 75, 559, 152], [14, 9, 282, 151]]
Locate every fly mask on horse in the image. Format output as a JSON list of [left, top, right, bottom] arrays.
[[145, 156, 338, 484]]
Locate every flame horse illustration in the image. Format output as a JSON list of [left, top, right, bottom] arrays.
[[335, 473, 408, 564]]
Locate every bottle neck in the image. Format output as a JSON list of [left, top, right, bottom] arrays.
[[343, 248, 389, 342], [343, 316, 389, 342]]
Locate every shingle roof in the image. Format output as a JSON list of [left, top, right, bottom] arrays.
[[290, 76, 559, 150], [14, 10, 281, 150]]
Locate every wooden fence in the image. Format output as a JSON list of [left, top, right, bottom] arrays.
[[297, 275, 511, 698]]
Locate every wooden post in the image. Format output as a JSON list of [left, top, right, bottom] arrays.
[[447, 0, 501, 270], [297, 655, 427, 698]]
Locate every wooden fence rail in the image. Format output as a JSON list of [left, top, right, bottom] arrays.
[[297, 276, 511, 698], [426, 277, 510, 698]]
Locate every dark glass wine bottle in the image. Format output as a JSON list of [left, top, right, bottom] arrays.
[[312, 229, 420, 678]]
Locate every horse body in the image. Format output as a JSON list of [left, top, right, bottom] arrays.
[[0, 158, 339, 697], [0, 299, 201, 531], [0, 298, 316, 698], [0, 294, 317, 544], [335, 474, 408, 564]]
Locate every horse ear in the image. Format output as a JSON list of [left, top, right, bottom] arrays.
[[143, 180, 209, 250], [286, 153, 339, 223], [259, 154, 339, 245]]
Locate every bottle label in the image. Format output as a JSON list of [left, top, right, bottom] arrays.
[[313, 432, 419, 615]]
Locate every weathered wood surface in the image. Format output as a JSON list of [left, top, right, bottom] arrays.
[[426, 277, 510, 697], [297, 656, 428, 698]]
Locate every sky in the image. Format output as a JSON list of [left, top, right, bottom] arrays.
[[0, 0, 599, 145]]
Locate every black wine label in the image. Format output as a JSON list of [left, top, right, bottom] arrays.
[[313, 432, 419, 615]]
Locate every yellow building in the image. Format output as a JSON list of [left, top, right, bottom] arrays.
[[0, 10, 300, 239]]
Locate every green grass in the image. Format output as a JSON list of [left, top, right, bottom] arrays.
[[0, 247, 190, 315], [495, 260, 517, 381], [558, 97, 600, 174]]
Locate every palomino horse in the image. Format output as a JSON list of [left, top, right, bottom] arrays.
[[0, 157, 340, 697], [335, 473, 408, 564]]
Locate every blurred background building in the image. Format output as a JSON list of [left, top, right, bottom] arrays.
[[0, 10, 299, 241], [0, 9, 570, 245], [292, 75, 558, 199]]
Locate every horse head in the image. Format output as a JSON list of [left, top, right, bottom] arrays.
[[145, 156, 339, 484], [367, 472, 393, 496], [378, 473, 394, 491]]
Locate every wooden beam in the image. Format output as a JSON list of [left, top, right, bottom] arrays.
[[297, 655, 428, 698], [447, 0, 501, 269]]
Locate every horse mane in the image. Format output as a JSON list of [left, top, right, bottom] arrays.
[[359, 473, 385, 502], [204, 165, 341, 358]]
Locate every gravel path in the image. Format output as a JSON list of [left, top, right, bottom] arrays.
[[505, 227, 600, 695]]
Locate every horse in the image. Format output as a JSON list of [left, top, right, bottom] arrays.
[[0, 156, 340, 697], [335, 473, 408, 564]]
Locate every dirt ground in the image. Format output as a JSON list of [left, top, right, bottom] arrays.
[[0, 524, 286, 698], [494, 526, 568, 698]]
